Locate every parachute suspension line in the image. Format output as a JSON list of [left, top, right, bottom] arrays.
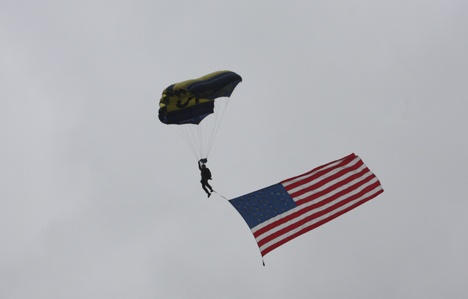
[[201, 116, 210, 159], [167, 98, 231, 161], [180, 126, 196, 159], [171, 125, 199, 161], [194, 123, 204, 159], [204, 98, 230, 159], [186, 119, 202, 160], [197, 110, 210, 160]]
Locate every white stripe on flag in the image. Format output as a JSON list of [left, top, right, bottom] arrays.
[[292, 162, 368, 202], [254, 175, 379, 243], [251, 159, 370, 235], [283, 156, 362, 191], [258, 180, 383, 253]]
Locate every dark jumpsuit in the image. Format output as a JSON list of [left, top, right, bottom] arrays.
[[199, 162, 213, 195]]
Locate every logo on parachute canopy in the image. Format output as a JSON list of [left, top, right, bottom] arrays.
[[158, 70, 242, 125]]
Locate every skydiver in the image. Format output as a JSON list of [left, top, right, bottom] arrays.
[[198, 160, 213, 197]]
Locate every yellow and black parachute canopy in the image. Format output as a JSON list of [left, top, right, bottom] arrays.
[[158, 70, 242, 125]]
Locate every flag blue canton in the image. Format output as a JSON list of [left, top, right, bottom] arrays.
[[230, 183, 297, 229]]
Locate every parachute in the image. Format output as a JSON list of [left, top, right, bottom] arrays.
[[158, 70, 242, 160]]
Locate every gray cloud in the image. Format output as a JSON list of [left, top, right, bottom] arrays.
[[1, 0, 467, 298]]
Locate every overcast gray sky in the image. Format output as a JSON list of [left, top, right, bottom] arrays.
[[1, 0, 467, 298]]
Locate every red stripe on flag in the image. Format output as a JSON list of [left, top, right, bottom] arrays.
[[255, 180, 382, 248], [282, 154, 359, 190], [253, 164, 376, 238], [293, 168, 375, 207], [281, 153, 358, 185], [251, 154, 384, 257], [260, 186, 383, 256], [289, 161, 366, 203]]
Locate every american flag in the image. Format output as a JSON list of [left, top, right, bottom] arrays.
[[230, 153, 384, 257]]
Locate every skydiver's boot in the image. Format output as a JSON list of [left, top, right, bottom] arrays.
[[207, 192, 211, 198]]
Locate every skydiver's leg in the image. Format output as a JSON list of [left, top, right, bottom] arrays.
[[201, 180, 211, 195], [205, 181, 213, 192]]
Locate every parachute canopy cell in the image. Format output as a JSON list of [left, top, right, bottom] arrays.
[[158, 70, 242, 125]]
